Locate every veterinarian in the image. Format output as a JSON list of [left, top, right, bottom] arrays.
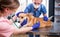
[[24, 0, 48, 37], [24, 0, 48, 21], [16, 0, 48, 27], [0, 0, 40, 37]]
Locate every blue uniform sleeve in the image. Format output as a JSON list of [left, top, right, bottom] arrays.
[[24, 7, 29, 13], [41, 5, 47, 14], [24, 4, 32, 13]]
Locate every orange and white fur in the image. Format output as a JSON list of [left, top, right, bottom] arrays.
[[18, 13, 52, 28]]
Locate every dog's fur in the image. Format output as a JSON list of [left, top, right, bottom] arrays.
[[18, 13, 52, 28]]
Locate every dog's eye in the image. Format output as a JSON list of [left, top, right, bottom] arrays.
[[18, 16, 24, 19], [21, 17, 23, 18]]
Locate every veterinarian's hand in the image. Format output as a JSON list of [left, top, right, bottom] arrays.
[[32, 21, 40, 30], [43, 16, 48, 21], [15, 12, 20, 17], [15, 12, 25, 17], [21, 19, 27, 26]]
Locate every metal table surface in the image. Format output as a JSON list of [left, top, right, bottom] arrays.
[[13, 22, 60, 37], [27, 23, 60, 37]]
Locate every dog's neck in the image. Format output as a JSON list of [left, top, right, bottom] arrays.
[[26, 15, 37, 24], [26, 16, 34, 23]]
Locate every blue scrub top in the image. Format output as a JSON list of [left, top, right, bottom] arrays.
[[24, 4, 47, 17]]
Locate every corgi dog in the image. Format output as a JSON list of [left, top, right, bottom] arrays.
[[18, 13, 52, 28]]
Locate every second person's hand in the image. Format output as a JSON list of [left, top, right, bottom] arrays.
[[32, 21, 40, 30]]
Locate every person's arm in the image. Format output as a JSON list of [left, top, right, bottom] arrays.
[[43, 13, 47, 16], [41, 5, 48, 21], [13, 21, 40, 35], [13, 27, 33, 34], [24, 4, 31, 13], [41, 4, 47, 15]]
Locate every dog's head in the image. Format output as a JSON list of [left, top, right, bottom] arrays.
[[17, 12, 34, 22]]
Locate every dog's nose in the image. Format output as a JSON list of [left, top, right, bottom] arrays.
[[18, 21, 20, 23]]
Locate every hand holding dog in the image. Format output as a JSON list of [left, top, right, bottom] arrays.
[[32, 21, 40, 30], [43, 16, 48, 21]]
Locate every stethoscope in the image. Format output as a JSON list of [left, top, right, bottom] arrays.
[[11, 19, 19, 28], [8, 14, 19, 28]]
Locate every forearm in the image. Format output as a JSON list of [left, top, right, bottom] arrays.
[[43, 14, 47, 16], [13, 27, 33, 35]]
